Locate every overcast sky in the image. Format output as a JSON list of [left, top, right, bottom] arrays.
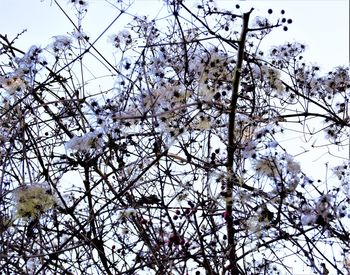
[[1, 0, 348, 73]]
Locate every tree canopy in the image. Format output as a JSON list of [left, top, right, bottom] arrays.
[[0, 1, 349, 274]]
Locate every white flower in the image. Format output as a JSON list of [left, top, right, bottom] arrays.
[[333, 162, 350, 181], [52, 35, 72, 50], [301, 194, 335, 226], [72, 30, 88, 41], [65, 132, 104, 152], [235, 189, 251, 203], [196, 116, 211, 130], [269, 43, 305, 62], [285, 154, 300, 174], [68, 0, 88, 9], [108, 30, 132, 48], [15, 183, 56, 219], [27, 258, 40, 273], [254, 157, 279, 178], [252, 16, 271, 28], [286, 175, 300, 192], [0, 130, 9, 142], [246, 215, 265, 238], [0, 76, 26, 94], [273, 79, 285, 95], [12, 46, 44, 83]]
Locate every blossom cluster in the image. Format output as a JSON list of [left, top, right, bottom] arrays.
[[51, 35, 73, 52], [65, 131, 104, 153], [269, 42, 305, 64], [0, 45, 44, 95], [14, 184, 56, 219], [253, 151, 301, 193], [300, 194, 335, 226], [109, 30, 133, 50]]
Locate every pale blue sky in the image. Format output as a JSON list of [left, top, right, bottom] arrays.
[[1, 0, 348, 72]]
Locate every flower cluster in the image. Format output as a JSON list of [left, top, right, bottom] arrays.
[[321, 66, 350, 94], [15, 184, 56, 219], [249, 63, 286, 97], [0, 75, 26, 94], [109, 30, 133, 49], [194, 48, 235, 100], [252, 16, 272, 29], [300, 194, 335, 226], [0, 45, 44, 94], [269, 42, 305, 63], [333, 162, 350, 195], [130, 16, 159, 43], [142, 82, 188, 113], [65, 131, 104, 153], [253, 151, 301, 193], [333, 162, 350, 181], [51, 35, 73, 52], [294, 65, 349, 100], [263, 66, 285, 95]]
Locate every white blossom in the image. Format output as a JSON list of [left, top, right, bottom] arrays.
[[108, 30, 132, 48], [14, 183, 56, 219], [13, 45, 44, 83], [332, 162, 350, 181], [65, 132, 104, 152], [52, 35, 72, 50], [0, 75, 26, 94], [254, 157, 279, 178], [72, 29, 88, 41], [286, 154, 301, 174]]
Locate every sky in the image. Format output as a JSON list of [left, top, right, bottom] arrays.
[[1, 0, 349, 74], [244, 0, 349, 69]]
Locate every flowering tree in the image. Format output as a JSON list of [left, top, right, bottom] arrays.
[[0, 0, 349, 274]]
